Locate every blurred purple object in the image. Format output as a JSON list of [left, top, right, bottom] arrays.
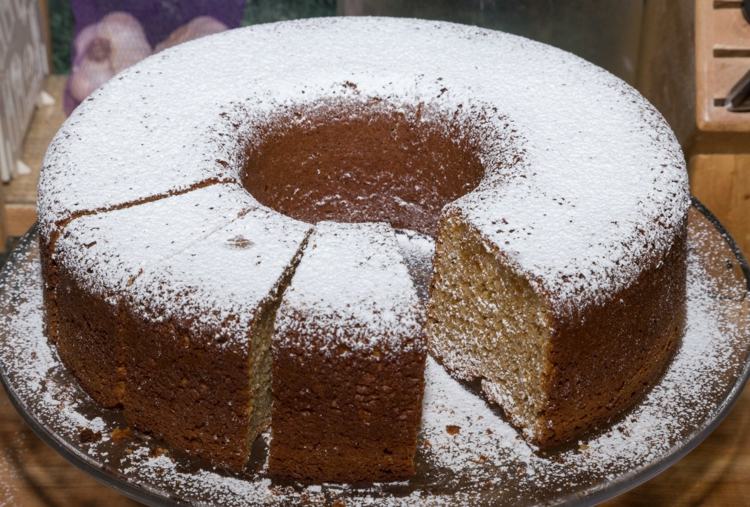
[[66, 12, 151, 109], [64, 0, 246, 115]]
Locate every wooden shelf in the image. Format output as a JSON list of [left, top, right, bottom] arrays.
[[3, 75, 67, 237]]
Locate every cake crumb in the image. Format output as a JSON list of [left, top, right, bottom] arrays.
[[226, 235, 253, 249], [446, 425, 461, 435], [79, 427, 101, 444], [150, 447, 168, 458], [111, 427, 132, 443]]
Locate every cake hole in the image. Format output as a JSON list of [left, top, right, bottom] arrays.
[[240, 100, 486, 236]]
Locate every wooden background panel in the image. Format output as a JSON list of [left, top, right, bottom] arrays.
[[690, 154, 750, 257], [636, 0, 696, 145], [708, 2, 750, 50], [709, 56, 750, 103], [698, 0, 750, 49]]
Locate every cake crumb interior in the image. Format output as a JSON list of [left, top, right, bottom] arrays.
[[427, 213, 553, 438]]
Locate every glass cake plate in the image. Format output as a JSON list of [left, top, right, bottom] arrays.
[[0, 200, 749, 506]]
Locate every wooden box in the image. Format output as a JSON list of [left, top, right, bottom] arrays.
[[690, 0, 750, 257]]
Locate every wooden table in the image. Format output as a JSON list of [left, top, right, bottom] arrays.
[[1, 76, 750, 506]]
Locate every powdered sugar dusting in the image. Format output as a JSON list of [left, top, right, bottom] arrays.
[[452, 76, 689, 315], [39, 17, 688, 313], [54, 184, 258, 299], [275, 222, 423, 355], [130, 206, 310, 344], [55, 183, 310, 349], [1, 209, 747, 505]]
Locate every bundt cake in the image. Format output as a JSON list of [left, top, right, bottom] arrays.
[[37, 17, 689, 480]]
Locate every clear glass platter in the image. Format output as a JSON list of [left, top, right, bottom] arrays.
[[0, 200, 748, 506]]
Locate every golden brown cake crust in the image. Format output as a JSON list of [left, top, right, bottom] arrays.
[[271, 326, 425, 482], [40, 186, 310, 472], [120, 305, 255, 470], [539, 220, 688, 446], [39, 236, 59, 344], [40, 236, 125, 408], [41, 233, 257, 469]]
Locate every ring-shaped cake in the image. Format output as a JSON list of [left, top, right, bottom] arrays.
[[38, 18, 689, 482]]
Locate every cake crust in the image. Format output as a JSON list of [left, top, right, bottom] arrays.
[[272, 318, 425, 482], [52, 260, 126, 407], [43, 185, 310, 470], [120, 304, 257, 469], [539, 221, 687, 445]]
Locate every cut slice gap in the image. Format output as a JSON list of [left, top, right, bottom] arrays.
[[244, 230, 312, 462], [47, 176, 237, 242], [394, 228, 436, 305], [269, 221, 426, 482], [116, 204, 312, 470]]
